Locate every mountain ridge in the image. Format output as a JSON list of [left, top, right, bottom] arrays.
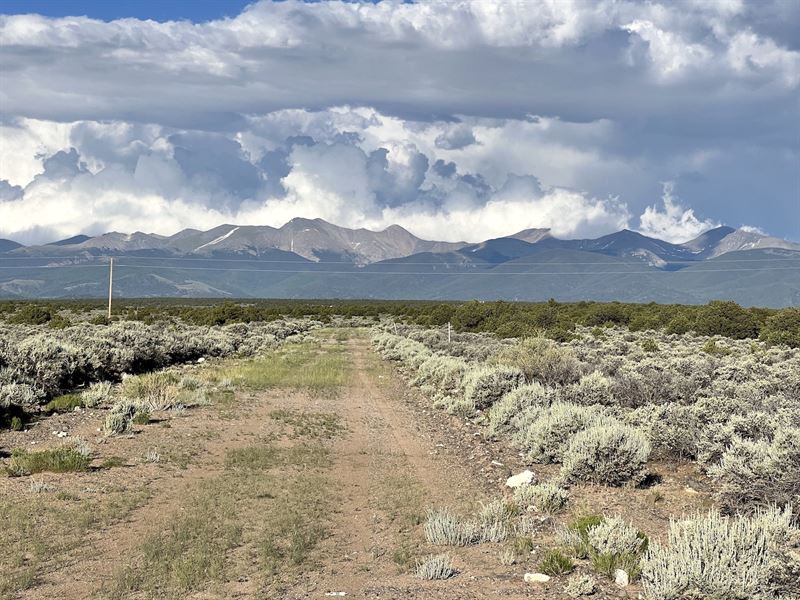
[[1, 220, 798, 306], [3, 221, 797, 265]]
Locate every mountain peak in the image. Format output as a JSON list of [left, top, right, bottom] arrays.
[[508, 228, 551, 244]]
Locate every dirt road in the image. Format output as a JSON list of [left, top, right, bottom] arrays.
[[4, 330, 561, 599]]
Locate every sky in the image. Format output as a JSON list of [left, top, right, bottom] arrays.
[[0, 0, 798, 245]]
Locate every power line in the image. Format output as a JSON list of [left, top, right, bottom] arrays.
[[0, 255, 798, 265], [1, 263, 799, 275]]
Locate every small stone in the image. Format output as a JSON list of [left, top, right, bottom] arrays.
[[524, 572, 550, 584], [614, 568, 629, 587], [196, 357, 206, 363], [506, 469, 535, 488], [491, 460, 504, 467]]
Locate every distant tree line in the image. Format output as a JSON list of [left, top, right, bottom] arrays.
[[1, 297, 798, 347]]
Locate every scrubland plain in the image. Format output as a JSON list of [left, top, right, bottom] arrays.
[[1, 302, 798, 599]]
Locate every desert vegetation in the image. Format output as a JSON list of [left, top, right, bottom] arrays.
[[1, 299, 798, 599], [373, 319, 800, 598]]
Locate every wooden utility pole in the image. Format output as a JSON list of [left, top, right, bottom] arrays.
[[447, 321, 451, 344], [107, 257, 114, 320]]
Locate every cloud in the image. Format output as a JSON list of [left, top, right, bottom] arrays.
[[0, 1, 797, 241], [0, 113, 633, 244], [638, 182, 719, 243], [435, 124, 477, 150]]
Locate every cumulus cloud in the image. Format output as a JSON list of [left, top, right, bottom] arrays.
[[0, 111, 635, 244], [638, 182, 719, 243], [0, 0, 797, 242]]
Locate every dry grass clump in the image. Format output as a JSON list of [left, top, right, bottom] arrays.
[[121, 371, 180, 411], [423, 508, 478, 546], [641, 507, 798, 600], [514, 483, 570, 515], [415, 554, 457, 580], [564, 573, 597, 597], [424, 502, 518, 547]]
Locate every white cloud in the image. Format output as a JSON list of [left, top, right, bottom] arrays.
[[638, 182, 719, 243], [623, 19, 712, 78], [0, 1, 796, 242]]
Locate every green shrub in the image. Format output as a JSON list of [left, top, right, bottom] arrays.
[[44, 393, 83, 414], [132, 410, 151, 425], [557, 515, 605, 558], [761, 307, 800, 348], [539, 549, 574, 576], [7, 447, 90, 476], [640, 338, 659, 353], [701, 339, 731, 355], [693, 301, 759, 339], [8, 304, 52, 325], [560, 422, 650, 487]]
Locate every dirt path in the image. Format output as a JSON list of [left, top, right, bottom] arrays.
[[282, 335, 540, 599]]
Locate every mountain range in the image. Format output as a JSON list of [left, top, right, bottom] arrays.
[[1, 218, 798, 306]]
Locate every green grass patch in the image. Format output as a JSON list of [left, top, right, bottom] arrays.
[[225, 443, 330, 471], [107, 479, 243, 599], [100, 456, 126, 469], [269, 409, 343, 439], [43, 393, 83, 414], [539, 548, 574, 576], [259, 473, 331, 578], [108, 436, 334, 596], [0, 486, 148, 594], [212, 343, 351, 393], [6, 447, 89, 476]]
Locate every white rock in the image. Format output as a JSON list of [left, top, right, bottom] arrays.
[[524, 572, 550, 584], [197, 357, 206, 363], [614, 569, 629, 587], [491, 460, 504, 467], [506, 470, 535, 488]]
